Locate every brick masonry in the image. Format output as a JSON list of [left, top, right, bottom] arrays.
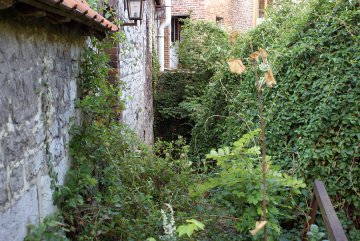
[[0, 13, 83, 241], [165, 0, 258, 68], [170, 0, 256, 30]]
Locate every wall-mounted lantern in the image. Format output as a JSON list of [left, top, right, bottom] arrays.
[[122, 0, 145, 26]]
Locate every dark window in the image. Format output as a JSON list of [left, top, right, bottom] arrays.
[[216, 16, 223, 27], [171, 16, 188, 42]]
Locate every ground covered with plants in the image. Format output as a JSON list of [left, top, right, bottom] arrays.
[[155, 0, 359, 239], [26, 0, 359, 240]]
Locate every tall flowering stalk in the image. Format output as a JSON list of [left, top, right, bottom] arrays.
[[160, 204, 176, 240]]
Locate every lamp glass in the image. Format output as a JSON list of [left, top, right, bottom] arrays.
[[128, 0, 143, 20]]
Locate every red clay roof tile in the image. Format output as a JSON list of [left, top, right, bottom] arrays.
[[38, 0, 118, 32]]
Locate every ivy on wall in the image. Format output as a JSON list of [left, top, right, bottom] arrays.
[[170, 0, 360, 237]]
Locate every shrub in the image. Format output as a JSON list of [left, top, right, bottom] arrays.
[[190, 130, 306, 240], [175, 0, 360, 236]]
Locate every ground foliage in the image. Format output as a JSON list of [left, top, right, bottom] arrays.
[[190, 129, 306, 240], [42, 36, 194, 240], [26, 29, 305, 240], [154, 71, 207, 141], [172, 0, 359, 237]]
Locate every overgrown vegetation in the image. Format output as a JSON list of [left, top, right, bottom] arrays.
[[26, 27, 304, 240], [25, 0, 359, 240], [154, 0, 359, 238], [190, 129, 306, 240], [53, 36, 198, 240]]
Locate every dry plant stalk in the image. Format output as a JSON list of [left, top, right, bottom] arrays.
[[252, 55, 268, 241], [251, 47, 276, 241], [228, 46, 276, 241]]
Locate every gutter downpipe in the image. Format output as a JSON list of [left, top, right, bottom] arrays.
[[157, 0, 171, 71]]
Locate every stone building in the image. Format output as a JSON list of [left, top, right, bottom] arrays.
[[116, 0, 161, 145], [165, 0, 268, 69], [0, 0, 169, 236], [0, 0, 118, 240], [0, 0, 264, 239]]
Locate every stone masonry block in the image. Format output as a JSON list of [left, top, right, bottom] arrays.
[[0, 168, 7, 205], [38, 175, 56, 220], [25, 149, 45, 182], [2, 129, 35, 165], [0, 185, 39, 241], [10, 164, 24, 193]]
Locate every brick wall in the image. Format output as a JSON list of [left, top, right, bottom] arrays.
[[230, 0, 256, 32], [164, 27, 170, 68], [170, 0, 256, 31], [171, 0, 205, 19], [204, 0, 232, 29]]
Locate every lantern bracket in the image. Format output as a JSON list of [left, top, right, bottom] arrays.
[[121, 0, 145, 26], [122, 20, 138, 26]]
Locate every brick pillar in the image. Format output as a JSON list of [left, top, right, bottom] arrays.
[[106, 44, 120, 83], [105, 43, 122, 122], [164, 26, 170, 69], [104, 0, 122, 121]]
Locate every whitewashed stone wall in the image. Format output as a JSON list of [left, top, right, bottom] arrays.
[[0, 15, 83, 241], [119, 0, 155, 144]]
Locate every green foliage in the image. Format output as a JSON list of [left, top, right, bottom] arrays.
[[77, 38, 124, 125], [56, 123, 196, 240], [152, 32, 160, 90], [25, 214, 70, 241], [178, 19, 231, 73], [154, 71, 205, 141], [190, 130, 306, 240], [176, 0, 360, 234], [177, 219, 205, 237], [307, 224, 328, 241], [53, 38, 196, 240], [40, 25, 194, 240]]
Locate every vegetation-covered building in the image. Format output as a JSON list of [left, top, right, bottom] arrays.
[[165, 0, 269, 69]]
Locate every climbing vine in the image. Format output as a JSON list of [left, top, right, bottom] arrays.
[[161, 0, 359, 238]]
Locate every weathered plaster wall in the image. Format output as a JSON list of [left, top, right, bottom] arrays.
[[118, 0, 155, 144], [0, 14, 83, 241]]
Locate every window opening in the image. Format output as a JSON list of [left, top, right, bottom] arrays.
[[216, 16, 223, 27], [171, 16, 188, 42]]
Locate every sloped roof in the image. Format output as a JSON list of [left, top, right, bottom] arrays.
[[46, 0, 118, 31], [3, 0, 118, 33]]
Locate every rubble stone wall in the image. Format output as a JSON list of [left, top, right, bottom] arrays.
[[0, 14, 83, 241], [118, 0, 155, 144]]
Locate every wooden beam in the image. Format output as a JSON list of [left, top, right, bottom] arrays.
[[15, 4, 47, 17], [0, 0, 14, 10], [302, 180, 348, 241], [46, 12, 71, 24], [314, 180, 348, 241]]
